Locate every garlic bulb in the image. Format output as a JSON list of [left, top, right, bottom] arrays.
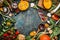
[[11, 2, 18, 9], [30, 3, 35, 7], [17, 34, 25, 40], [3, 7, 8, 13], [47, 13, 51, 17]]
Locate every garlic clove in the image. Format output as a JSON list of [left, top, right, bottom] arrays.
[[11, 2, 18, 9], [30, 3, 35, 7], [47, 27, 51, 31], [47, 20, 50, 24], [49, 30, 53, 34], [47, 13, 51, 17]]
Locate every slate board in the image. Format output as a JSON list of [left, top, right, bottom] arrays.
[[13, 8, 42, 35]]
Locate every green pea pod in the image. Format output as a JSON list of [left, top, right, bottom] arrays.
[[26, 36, 31, 40], [33, 5, 39, 9], [50, 19, 55, 25], [0, 32, 3, 36], [3, 0, 9, 6], [49, 5, 56, 11]]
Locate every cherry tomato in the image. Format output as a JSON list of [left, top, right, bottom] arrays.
[[52, 14, 59, 21], [7, 38, 12, 40], [15, 31, 19, 35], [12, 35, 17, 39], [3, 33, 9, 37], [40, 34, 50, 40]]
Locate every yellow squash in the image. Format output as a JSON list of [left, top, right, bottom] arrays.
[[43, 0, 52, 9], [30, 31, 37, 37], [18, 1, 29, 11], [6, 22, 11, 26], [44, 23, 49, 28]]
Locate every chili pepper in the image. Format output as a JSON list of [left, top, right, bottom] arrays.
[[3, 33, 9, 37], [52, 14, 59, 21], [38, 10, 47, 22]]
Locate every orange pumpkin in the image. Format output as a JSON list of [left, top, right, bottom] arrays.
[[18, 1, 29, 11], [43, 0, 52, 9]]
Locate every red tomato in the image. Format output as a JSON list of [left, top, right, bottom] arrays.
[[15, 31, 19, 35], [40, 34, 50, 40], [3, 33, 9, 37], [8, 38, 11, 40], [52, 14, 59, 21], [12, 35, 16, 39]]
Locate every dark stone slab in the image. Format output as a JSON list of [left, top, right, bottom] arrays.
[[14, 8, 42, 35]]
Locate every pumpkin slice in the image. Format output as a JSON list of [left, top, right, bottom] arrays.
[[38, 0, 44, 8], [43, 0, 52, 9], [18, 1, 29, 11]]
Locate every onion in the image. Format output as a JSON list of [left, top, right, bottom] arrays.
[[38, 24, 45, 31], [11, 2, 18, 9]]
